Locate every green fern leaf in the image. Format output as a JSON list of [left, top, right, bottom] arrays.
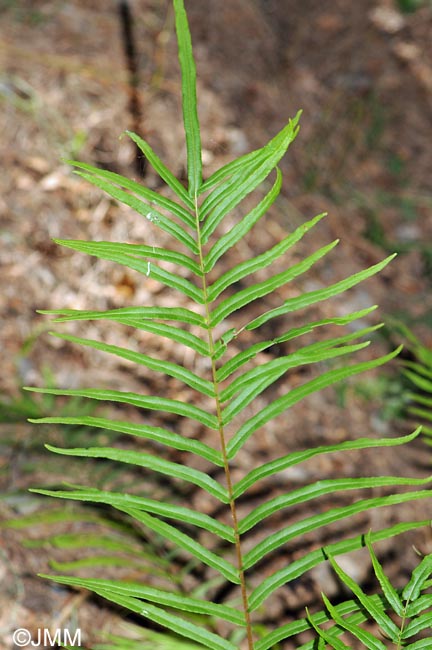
[[31, 415, 221, 464], [203, 169, 282, 272], [67, 161, 195, 228], [27, 0, 432, 647], [37, 306, 205, 326], [173, 0, 202, 196], [325, 552, 400, 641], [41, 444, 228, 502], [233, 429, 421, 497], [32, 486, 233, 541], [48, 332, 214, 397], [248, 519, 430, 611], [27, 387, 218, 428], [246, 254, 396, 330]]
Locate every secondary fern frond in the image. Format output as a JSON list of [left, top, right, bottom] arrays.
[[400, 324, 432, 438], [311, 535, 432, 648]]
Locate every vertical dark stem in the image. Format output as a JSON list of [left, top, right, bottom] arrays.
[[194, 195, 255, 650], [118, 0, 147, 177]]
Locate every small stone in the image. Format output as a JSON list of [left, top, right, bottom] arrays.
[[369, 7, 406, 33]]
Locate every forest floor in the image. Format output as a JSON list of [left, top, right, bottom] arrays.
[[0, 0, 432, 648]]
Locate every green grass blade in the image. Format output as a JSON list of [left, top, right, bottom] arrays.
[[40, 445, 229, 503], [32, 487, 233, 541], [31, 415, 222, 465], [174, 0, 202, 196], [67, 160, 195, 227], [246, 254, 396, 330], [243, 490, 432, 571], [49, 332, 214, 397], [203, 169, 282, 272], [55, 239, 202, 276], [124, 130, 194, 208], [239, 475, 431, 534], [25, 387, 218, 429], [211, 240, 339, 326], [207, 213, 326, 301], [37, 306, 205, 327], [227, 347, 401, 458], [233, 429, 421, 497], [248, 519, 430, 611]]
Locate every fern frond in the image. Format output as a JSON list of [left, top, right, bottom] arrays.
[[124, 130, 194, 207], [248, 519, 430, 612], [40, 443, 227, 501], [239, 475, 432, 534], [32, 415, 221, 463], [38, 306, 205, 326], [113, 319, 209, 355], [311, 536, 432, 649], [216, 306, 378, 379], [27, 386, 218, 429], [243, 490, 432, 571], [227, 347, 402, 458], [245, 253, 396, 330], [85, 586, 237, 650], [173, 0, 202, 196], [32, 486, 233, 540], [207, 212, 327, 300], [54, 239, 203, 275], [210, 240, 339, 326], [28, 0, 432, 648], [71, 171, 199, 252], [66, 161, 195, 228], [199, 118, 300, 242], [233, 428, 422, 497], [203, 169, 282, 272], [48, 332, 214, 397]]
